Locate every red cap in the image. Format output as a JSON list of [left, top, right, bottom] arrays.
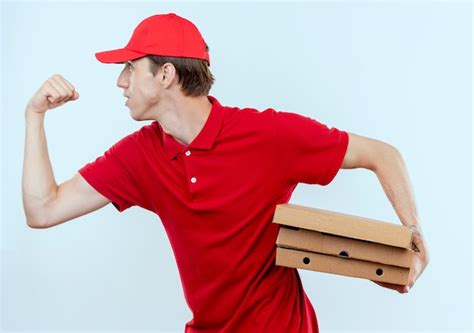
[[95, 13, 210, 65]]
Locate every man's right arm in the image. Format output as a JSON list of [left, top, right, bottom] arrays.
[[22, 75, 110, 228]]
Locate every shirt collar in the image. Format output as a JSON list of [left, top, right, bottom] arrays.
[[157, 95, 225, 160]]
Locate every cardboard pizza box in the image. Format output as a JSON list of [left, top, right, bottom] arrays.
[[276, 247, 410, 285], [276, 227, 413, 267], [272, 203, 415, 285], [273, 203, 413, 248]]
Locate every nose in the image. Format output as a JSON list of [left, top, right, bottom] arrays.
[[116, 66, 129, 89]]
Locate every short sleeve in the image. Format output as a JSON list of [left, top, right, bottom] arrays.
[[78, 131, 148, 212], [272, 110, 349, 186]]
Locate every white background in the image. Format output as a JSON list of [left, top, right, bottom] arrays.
[[2, 0, 472, 332]]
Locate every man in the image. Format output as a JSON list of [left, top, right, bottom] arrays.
[[22, 13, 429, 333]]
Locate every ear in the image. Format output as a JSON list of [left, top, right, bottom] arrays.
[[159, 63, 177, 89]]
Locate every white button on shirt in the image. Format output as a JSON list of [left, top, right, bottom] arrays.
[[190, 177, 197, 183], [185, 150, 191, 156]]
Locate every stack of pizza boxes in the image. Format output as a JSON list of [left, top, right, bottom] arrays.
[[273, 203, 414, 285]]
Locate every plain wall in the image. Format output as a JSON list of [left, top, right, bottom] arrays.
[[2, 0, 472, 332]]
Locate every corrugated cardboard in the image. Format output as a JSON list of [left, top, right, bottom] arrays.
[[276, 227, 413, 267], [273, 203, 414, 285], [273, 203, 413, 248], [276, 247, 410, 285]]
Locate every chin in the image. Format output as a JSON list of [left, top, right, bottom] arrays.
[[130, 113, 142, 121], [128, 105, 153, 121], [130, 111, 148, 121]]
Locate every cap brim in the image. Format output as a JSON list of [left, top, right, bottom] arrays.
[[95, 48, 147, 64]]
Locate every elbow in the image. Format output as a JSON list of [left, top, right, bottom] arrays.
[[23, 202, 50, 229], [27, 224, 49, 229], [372, 144, 403, 173], [22, 192, 55, 229], [26, 216, 49, 229]]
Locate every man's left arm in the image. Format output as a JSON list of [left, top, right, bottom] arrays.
[[341, 132, 430, 294]]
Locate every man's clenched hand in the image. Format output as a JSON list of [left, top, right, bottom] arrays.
[[26, 74, 79, 115]]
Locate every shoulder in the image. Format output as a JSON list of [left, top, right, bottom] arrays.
[[122, 121, 159, 144], [224, 103, 276, 127], [108, 121, 157, 157]]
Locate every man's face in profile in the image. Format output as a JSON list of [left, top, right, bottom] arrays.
[[117, 56, 163, 120]]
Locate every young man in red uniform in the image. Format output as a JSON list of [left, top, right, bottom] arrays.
[[23, 13, 429, 332]]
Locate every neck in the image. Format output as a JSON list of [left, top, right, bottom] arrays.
[[154, 95, 213, 146]]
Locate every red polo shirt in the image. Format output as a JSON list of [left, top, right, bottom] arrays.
[[78, 95, 349, 332]]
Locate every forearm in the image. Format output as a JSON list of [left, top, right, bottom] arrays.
[[372, 149, 424, 237], [371, 148, 429, 291], [22, 108, 57, 226]]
